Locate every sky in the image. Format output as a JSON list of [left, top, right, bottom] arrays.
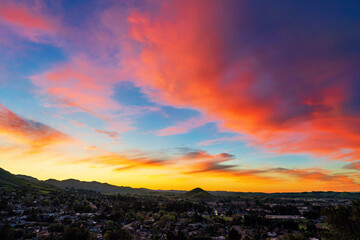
[[0, 0, 360, 192]]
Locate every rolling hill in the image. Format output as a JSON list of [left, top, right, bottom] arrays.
[[1, 168, 152, 195], [44, 178, 152, 195], [0, 168, 56, 191], [3, 168, 359, 199], [184, 187, 215, 201]]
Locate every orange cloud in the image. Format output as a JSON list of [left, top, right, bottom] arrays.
[[174, 150, 358, 187], [272, 168, 360, 191], [177, 150, 239, 174], [77, 152, 166, 171], [125, 0, 360, 161], [73, 147, 359, 190], [343, 161, 360, 171], [74, 148, 277, 184], [0, 104, 70, 149], [274, 168, 351, 182], [75, 148, 239, 174]]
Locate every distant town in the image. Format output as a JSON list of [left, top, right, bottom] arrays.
[[0, 168, 359, 240]]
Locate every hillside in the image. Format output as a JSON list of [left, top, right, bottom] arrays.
[[44, 178, 151, 195], [0, 167, 152, 195], [0, 168, 28, 187], [0, 168, 55, 191], [184, 187, 214, 201]]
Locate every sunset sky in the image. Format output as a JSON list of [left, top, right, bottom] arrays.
[[0, 0, 360, 192]]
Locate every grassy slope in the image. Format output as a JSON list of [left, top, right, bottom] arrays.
[[0, 168, 56, 192]]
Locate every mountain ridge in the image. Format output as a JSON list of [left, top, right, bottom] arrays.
[[43, 178, 151, 194], [0, 168, 56, 191], [1, 168, 360, 199], [0, 168, 150, 195]]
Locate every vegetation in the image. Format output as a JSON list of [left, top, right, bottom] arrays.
[[322, 201, 360, 240]]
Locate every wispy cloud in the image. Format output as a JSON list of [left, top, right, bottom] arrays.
[[157, 116, 214, 136], [31, 57, 121, 120], [0, 104, 71, 150], [198, 135, 247, 146], [93, 129, 119, 140], [343, 161, 360, 171], [76, 151, 167, 171], [0, 0, 59, 42], [71, 146, 360, 190]]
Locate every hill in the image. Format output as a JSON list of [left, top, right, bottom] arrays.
[[0, 168, 55, 191], [0, 167, 152, 195], [184, 187, 214, 201], [3, 168, 360, 199], [44, 178, 151, 195], [0, 168, 28, 187]]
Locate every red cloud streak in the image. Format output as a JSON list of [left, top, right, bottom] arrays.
[[0, 104, 70, 149], [125, 0, 360, 161]]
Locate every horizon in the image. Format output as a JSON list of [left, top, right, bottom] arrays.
[[1, 0, 360, 193], [3, 167, 359, 194]]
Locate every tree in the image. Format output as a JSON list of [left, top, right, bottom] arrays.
[[0, 224, 10, 240], [167, 231, 188, 240], [228, 228, 241, 240], [45, 233, 61, 240], [62, 227, 93, 240], [103, 229, 132, 240], [281, 233, 307, 240], [323, 200, 360, 240], [49, 223, 65, 233], [84, 204, 93, 213]]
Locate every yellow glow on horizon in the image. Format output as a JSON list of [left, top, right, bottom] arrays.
[[2, 154, 359, 193], [0, 140, 359, 193]]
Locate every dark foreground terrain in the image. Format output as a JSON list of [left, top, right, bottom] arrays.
[[0, 168, 359, 240]]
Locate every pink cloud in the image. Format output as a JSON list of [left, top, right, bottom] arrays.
[[0, 104, 71, 149], [30, 57, 121, 120], [0, 0, 60, 42], [93, 128, 119, 140], [157, 116, 213, 136], [71, 120, 85, 127], [198, 135, 248, 146], [123, 0, 360, 161]]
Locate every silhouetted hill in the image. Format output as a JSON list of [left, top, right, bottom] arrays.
[[1, 168, 151, 195], [17, 174, 41, 183], [2, 168, 360, 198], [44, 178, 151, 194], [0, 168, 55, 191], [0, 168, 27, 187], [184, 188, 214, 200]]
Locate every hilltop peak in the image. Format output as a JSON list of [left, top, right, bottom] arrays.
[[188, 187, 207, 193], [184, 187, 214, 200]]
